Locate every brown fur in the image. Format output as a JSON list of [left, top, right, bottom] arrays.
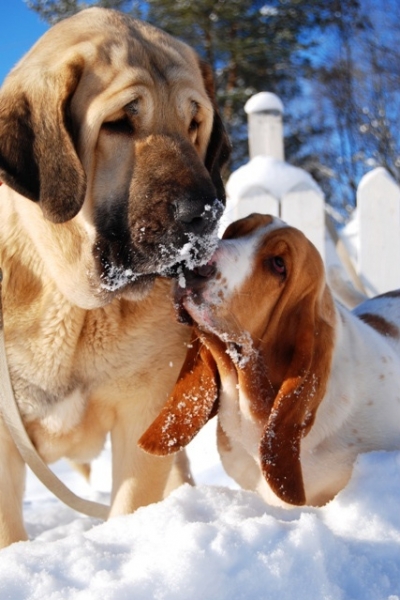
[[0, 7, 230, 548], [140, 333, 220, 455], [357, 313, 399, 338]]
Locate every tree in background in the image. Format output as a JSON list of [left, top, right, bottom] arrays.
[[144, 0, 341, 171], [303, 0, 400, 215], [25, 0, 400, 218], [25, 0, 137, 24]]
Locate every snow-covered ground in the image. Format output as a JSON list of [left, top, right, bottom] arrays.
[[0, 420, 400, 600]]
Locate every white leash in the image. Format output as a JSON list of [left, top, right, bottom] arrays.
[[0, 268, 109, 520]]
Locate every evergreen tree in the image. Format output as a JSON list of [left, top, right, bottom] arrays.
[[25, 0, 140, 24], [305, 0, 400, 214], [144, 0, 338, 169]]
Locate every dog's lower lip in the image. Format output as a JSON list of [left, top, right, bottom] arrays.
[[175, 296, 194, 325], [173, 281, 194, 325]]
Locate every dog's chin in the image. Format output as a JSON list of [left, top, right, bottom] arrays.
[[118, 274, 157, 301], [175, 296, 195, 325], [173, 285, 214, 328], [172, 261, 218, 325], [89, 268, 156, 304], [93, 223, 221, 307]]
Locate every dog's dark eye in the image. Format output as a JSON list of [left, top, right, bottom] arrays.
[[189, 119, 199, 133], [102, 117, 134, 136], [125, 99, 139, 116], [270, 256, 286, 276]]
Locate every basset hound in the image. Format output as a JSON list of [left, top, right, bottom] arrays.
[[139, 213, 400, 507]]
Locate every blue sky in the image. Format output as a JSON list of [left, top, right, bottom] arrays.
[[0, 0, 49, 85]]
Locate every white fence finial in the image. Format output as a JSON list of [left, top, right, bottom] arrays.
[[245, 92, 284, 160]]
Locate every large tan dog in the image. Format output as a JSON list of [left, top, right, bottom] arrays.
[[0, 7, 229, 548]]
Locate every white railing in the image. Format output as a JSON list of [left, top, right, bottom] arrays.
[[223, 92, 400, 304], [356, 168, 400, 296]]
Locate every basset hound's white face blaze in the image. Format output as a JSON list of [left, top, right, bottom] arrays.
[[178, 214, 291, 343]]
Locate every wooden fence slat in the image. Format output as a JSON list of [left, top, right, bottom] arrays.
[[357, 167, 400, 295], [281, 186, 325, 260], [235, 190, 280, 220]]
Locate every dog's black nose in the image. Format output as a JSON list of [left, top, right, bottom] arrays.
[[173, 196, 220, 234]]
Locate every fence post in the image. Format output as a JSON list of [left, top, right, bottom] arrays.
[[223, 92, 287, 228], [244, 92, 284, 160], [357, 167, 400, 295], [224, 92, 324, 258], [281, 184, 325, 260], [234, 188, 280, 220]]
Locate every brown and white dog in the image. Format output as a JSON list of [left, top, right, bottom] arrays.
[[0, 8, 230, 547], [140, 214, 400, 508]]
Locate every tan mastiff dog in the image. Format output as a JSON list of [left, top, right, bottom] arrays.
[[0, 7, 230, 547]]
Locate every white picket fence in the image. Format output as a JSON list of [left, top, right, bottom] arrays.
[[223, 92, 400, 304]]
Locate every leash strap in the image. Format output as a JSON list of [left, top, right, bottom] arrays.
[[0, 268, 109, 520]]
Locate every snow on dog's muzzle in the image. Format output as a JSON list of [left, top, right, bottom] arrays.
[[173, 260, 218, 324]]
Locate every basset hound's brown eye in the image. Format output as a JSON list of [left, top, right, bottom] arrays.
[[269, 256, 286, 277], [102, 117, 134, 136]]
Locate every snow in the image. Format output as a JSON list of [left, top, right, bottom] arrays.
[[1, 420, 400, 599], [226, 156, 322, 204], [244, 92, 284, 114]]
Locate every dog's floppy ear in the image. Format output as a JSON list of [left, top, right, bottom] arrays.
[[257, 280, 335, 505], [138, 332, 220, 455], [0, 59, 86, 223], [199, 61, 231, 204], [234, 235, 335, 506]]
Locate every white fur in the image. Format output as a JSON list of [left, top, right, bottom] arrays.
[[300, 299, 400, 504], [216, 217, 285, 298]]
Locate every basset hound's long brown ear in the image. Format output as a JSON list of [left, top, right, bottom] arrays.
[[0, 58, 86, 223], [138, 332, 220, 455], [258, 269, 336, 505], [199, 61, 231, 204]]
